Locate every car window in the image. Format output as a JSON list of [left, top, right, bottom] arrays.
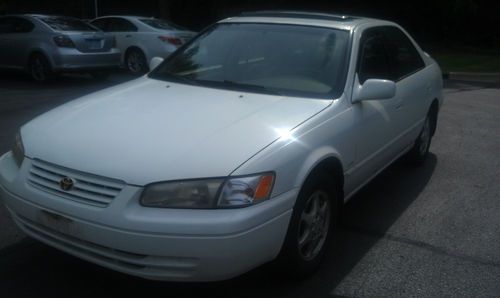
[[382, 26, 425, 80], [0, 17, 34, 33], [151, 23, 350, 99], [90, 18, 108, 31], [358, 28, 392, 84], [36, 16, 97, 32], [139, 18, 187, 31], [107, 18, 138, 32]]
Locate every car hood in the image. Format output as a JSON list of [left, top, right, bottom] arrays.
[[22, 77, 331, 185]]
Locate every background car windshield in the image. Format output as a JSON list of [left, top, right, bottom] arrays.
[[140, 18, 187, 31], [151, 23, 349, 98], [37, 16, 98, 32]]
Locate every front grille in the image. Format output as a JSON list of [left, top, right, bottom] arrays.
[[27, 159, 125, 208]]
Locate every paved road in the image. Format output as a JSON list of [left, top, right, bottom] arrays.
[[0, 74, 499, 297]]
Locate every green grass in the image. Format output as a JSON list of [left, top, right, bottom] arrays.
[[427, 47, 500, 73]]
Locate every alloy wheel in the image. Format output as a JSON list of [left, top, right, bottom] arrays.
[[297, 190, 331, 261]]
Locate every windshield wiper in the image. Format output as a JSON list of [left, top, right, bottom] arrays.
[[221, 80, 283, 96], [150, 72, 200, 86]]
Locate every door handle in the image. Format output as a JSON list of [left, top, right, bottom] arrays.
[[125, 34, 132, 38]]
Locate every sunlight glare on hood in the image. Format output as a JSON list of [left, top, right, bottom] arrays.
[[274, 127, 297, 142]]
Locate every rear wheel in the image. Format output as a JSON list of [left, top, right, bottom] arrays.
[[276, 173, 338, 278], [28, 53, 52, 82], [125, 48, 148, 74], [405, 115, 432, 165]]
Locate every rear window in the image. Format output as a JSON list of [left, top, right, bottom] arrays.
[[139, 18, 187, 31], [37, 16, 98, 32]]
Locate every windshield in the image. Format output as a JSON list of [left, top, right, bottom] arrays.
[[37, 16, 98, 32], [140, 18, 187, 31], [150, 23, 350, 98]]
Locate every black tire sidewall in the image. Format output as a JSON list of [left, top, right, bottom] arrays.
[[277, 173, 338, 277], [29, 54, 52, 82], [406, 115, 432, 165], [126, 49, 148, 74]]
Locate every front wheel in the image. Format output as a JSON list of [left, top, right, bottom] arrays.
[[276, 173, 337, 278]]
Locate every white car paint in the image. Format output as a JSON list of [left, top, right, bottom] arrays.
[[90, 15, 195, 70], [0, 12, 443, 281]]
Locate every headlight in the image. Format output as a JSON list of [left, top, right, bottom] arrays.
[[12, 131, 24, 167], [140, 173, 275, 209]]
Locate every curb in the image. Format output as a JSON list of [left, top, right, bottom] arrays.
[[443, 72, 500, 83]]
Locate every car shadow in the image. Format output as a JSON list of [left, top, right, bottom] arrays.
[[0, 154, 437, 298]]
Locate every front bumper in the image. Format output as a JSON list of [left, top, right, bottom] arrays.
[[50, 48, 121, 72], [0, 153, 295, 281]]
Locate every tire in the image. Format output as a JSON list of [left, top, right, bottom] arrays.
[[276, 172, 338, 278], [28, 53, 52, 82], [125, 48, 148, 74], [405, 115, 432, 165], [89, 71, 110, 80]]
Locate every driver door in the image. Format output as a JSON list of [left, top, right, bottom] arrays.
[[346, 27, 403, 193]]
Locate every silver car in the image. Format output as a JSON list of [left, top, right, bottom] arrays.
[[0, 14, 121, 82]]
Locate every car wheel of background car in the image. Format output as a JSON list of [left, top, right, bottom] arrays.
[[276, 172, 337, 278], [125, 48, 149, 74], [89, 71, 110, 80], [405, 115, 432, 165], [28, 53, 53, 83]]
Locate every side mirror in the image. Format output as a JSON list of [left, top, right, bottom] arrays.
[[149, 57, 164, 71], [353, 78, 396, 103]]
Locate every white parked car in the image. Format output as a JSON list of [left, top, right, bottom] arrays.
[[0, 11, 443, 281], [90, 16, 196, 74]]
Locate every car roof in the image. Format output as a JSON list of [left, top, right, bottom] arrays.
[[94, 15, 154, 20], [220, 10, 390, 31]]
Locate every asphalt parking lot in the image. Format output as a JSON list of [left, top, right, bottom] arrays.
[[0, 72, 499, 297]]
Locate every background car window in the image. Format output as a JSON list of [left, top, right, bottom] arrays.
[[139, 19, 186, 31], [358, 28, 392, 84], [90, 18, 108, 31], [382, 26, 425, 80], [0, 17, 34, 33], [107, 18, 138, 32], [37, 16, 97, 32]]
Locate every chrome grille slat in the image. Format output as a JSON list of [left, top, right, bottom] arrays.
[[72, 184, 116, 198], [27, 159, 125, 208], [31, 159, 124, 189], [28, 177, 112, 207]]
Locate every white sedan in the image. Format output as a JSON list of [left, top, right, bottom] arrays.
[[90, 16, 196, 74], [0, 11, 443, 281]]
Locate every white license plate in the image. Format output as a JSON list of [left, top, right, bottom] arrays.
[[87, 39, 102, 49], [37, 210, 81, 236]]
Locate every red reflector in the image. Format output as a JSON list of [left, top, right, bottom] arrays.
[[158, 36, 182, 46]]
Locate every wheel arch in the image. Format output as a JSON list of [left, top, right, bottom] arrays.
[[295, 152, 345, 211], [124, 45, 149, 63], [27, 49, 53, 70]]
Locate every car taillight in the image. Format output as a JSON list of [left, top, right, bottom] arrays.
[[53, 35, 75, 48], [158, 35, 182, 46]]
